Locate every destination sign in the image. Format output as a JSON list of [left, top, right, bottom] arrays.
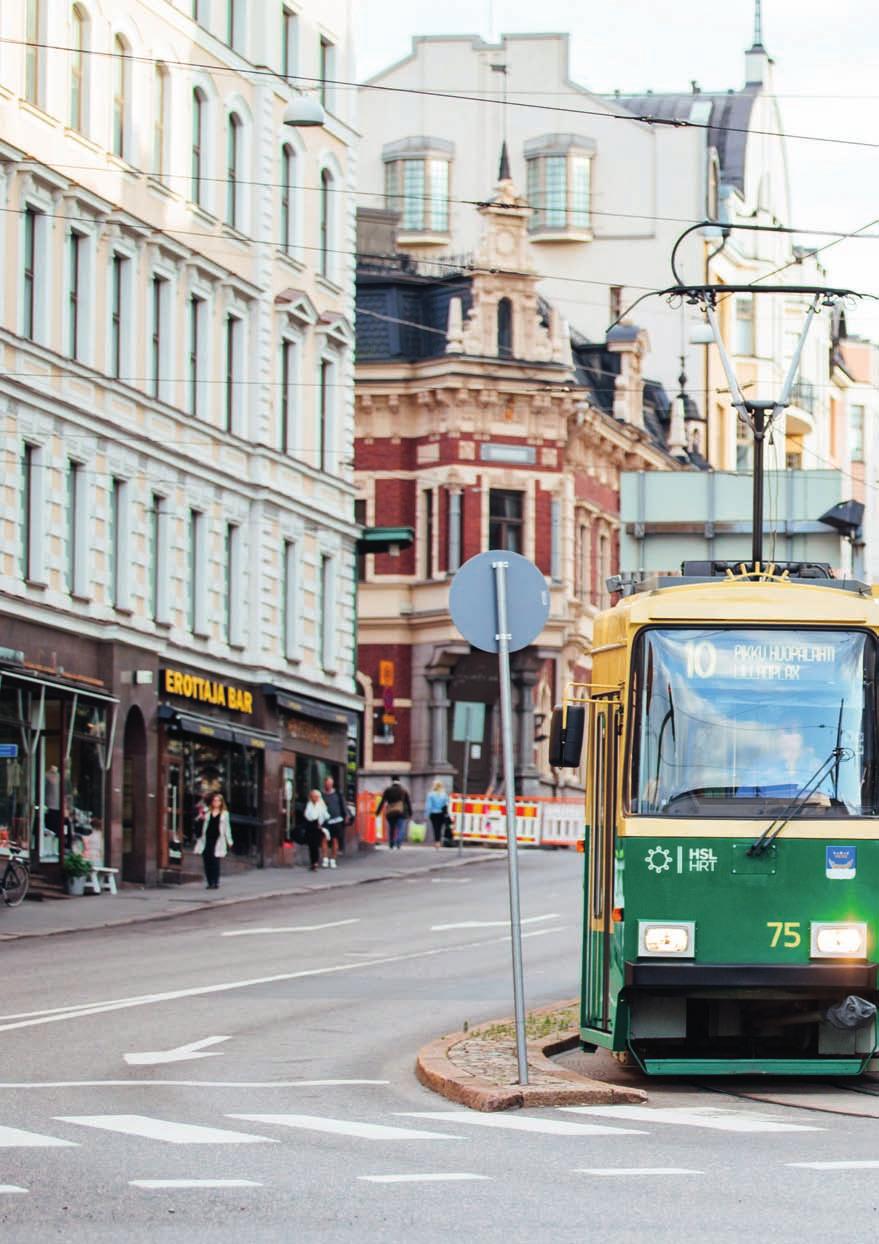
[[683, 636, 846, 683]]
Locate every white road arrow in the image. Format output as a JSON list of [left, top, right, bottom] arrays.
[[124, 1036, 231, 1067]]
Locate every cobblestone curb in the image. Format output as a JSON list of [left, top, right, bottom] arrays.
[[415, 998, 647, 1111]]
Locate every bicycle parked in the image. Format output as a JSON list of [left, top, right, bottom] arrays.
[[0, 845, 29, 907]]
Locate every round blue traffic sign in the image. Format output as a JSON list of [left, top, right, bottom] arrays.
[[449, 551, 550, 654]]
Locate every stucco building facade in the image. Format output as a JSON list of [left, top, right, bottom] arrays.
[[0, 1, 361, 885]]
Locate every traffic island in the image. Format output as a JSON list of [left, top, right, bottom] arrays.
[[416, 999, 648, 1111]]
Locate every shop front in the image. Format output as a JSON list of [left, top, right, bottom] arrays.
[[157, 667, 277, 877], [0, 659, 117, 878], [262, 688, 359, 855]]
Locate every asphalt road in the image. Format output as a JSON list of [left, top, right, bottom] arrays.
[[1, 850, 878, 1243]]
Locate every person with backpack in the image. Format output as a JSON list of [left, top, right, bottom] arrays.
[[322, 775, 349, 869], [375, 776, 411, 849]]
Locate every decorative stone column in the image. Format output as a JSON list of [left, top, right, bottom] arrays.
[[513, 662, 541, 791], [426, 669, 451, 769]]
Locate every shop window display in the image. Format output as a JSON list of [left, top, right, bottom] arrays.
[[0, 687, 30, 852], [178, 737, 263, 861]]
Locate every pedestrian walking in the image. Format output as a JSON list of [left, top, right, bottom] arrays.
[[425, 779, 450, 849], [322, 776, 349, 869], [375, 776, 412, 849], [303, 788, 330, 871], [193, 792, 233, 889]]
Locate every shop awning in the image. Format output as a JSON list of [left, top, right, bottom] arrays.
[[0, 666, 118, 704], [260, 686, 356, 728], [158, 705, 278, 749]]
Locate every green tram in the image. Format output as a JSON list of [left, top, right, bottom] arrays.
[[551, 563, 879, 1076]]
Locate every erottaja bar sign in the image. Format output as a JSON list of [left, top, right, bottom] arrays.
[[163, 668, 254, 714]]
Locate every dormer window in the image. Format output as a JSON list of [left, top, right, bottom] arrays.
[[383, 137, 453, 242], [525, 134, 594, 240]]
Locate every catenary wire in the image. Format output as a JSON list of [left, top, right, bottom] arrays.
[[10, 36, 879, 156]]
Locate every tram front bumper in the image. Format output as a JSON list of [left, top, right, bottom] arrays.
[[625, 961, 878, 989]]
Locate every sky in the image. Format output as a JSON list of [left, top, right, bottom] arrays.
[[353, 0, 879, 338]]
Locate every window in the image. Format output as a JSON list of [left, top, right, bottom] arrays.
[[149, 494, 165, 622], [67, 461, 81, 594], [319, 37, 334, 111], [188, 509, 206, 633], [226, 0, 239, 49], [354, 499, 366, 582], [188, 294, 204, 416], [279, 338, 296, 452], [110, 253, 127, 379], [225, 314, 241, 433], [112, 35, 128, 159], [282, 539, 298, 658], [319, 554, 335, 670], [632, 627, 878, 817], [497, 297, 513, 359], [488, 490, 523, 553], [280, 143, 295, 253], [598, 530, 611, 608], [448, 489, 461, 572], [318, 357, 331, 470], [150, 275, 167, 399], [525, 136, 594, 234], [25, 0, 41, 104], [319, 168, 331, 277], [108, 477, 129, 609], [576, 520, 591, 602], [735, 294, 755, 356], [191, 88, 206, 205], [225, 523, 242, 645], [422, 489, 434, 579], [70, 5, 86, 132], [67, 231, 82, 360], [281, 7, 298, 80], [23, 207, 39, 340], [384, 147, 451, 235], [226, 112, 240, 228], [153, 64, 168, 180], [850, 404, 865, 463], [21, 444, 34, 580], [550, 497, 561, 581], [609, 286, 623, 323]]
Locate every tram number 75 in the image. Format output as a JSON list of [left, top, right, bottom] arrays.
[[767, 921, 801, 948]]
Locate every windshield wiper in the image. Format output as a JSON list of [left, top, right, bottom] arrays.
[[748, 745, 854, 857]]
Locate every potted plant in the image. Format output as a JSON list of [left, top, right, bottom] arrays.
[[62, 851, 93, 896]]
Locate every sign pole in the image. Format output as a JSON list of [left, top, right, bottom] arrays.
[[459, 742, 469, 858], [493, 558, 529, 1086]]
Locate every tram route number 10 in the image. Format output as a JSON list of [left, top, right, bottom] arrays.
[[685, 640, 718, 679], [767, 921, 801, 948]]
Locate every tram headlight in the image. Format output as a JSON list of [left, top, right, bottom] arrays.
[[810, 922, 868, 959], [638, 921, 695, 958]]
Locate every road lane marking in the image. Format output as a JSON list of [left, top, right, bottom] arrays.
[[0, 1079, 390, 1090], [124, 1036, 230, 1065], [358, 1174, 488, 1184], [0, 928, 565, 1034], [222, 919, 361, 937], [229, 1114, 464, 1141], [399, 1112, 647, 1136], [0, 1185, 28, 1193], [563, 1106, 821, 1134], [788, 1161, 879, 1170], [0, 1125, 77, 1148], [431, 914, 559, 931], [131, 1179, 263, 1189], [57, 1115, 278, 1145], [576, 1168, 703, 1177], [430, 878, 473, 884]]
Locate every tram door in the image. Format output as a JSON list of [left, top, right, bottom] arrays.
[[583, 696, 620, 1032]]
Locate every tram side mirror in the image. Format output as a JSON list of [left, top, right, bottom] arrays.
[[548, 704, 585, 768]]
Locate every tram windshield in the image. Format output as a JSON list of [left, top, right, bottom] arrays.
[[632, 628, 877, 817]]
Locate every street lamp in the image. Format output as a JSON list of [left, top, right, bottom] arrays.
[[283, 97, 326, 127]]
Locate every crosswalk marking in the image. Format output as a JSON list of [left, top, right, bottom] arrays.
[[131, 1179, 263, 1189], [788, 1161, 879, 1170], [228, 1113, 463, 1141], [576, 1167, 702, 1177], [399, 1112, 647, 1136], [563, 1106, 821, 1134], [0, 1124, 77, 1148], [358, 1174, 489, 1184], [56, 1115, 278, 1145], [0, 1185, 28, 1193]]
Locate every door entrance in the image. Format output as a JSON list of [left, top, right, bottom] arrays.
[[121, 707, 147, 882], [583, 696, 620, 1034]]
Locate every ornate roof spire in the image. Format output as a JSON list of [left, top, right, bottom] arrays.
[[498, 140, 511, 183], [751, 0, 765, 50]]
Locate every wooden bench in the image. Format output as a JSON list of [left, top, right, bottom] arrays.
[[85, 866, 118, 895]]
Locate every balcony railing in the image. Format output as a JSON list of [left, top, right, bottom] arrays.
[[790, 380, 819, 414]]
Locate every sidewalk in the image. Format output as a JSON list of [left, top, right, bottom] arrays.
[[0, 845, 499, 941]]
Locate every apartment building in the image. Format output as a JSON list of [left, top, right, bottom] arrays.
[[0, 1, 360, 885]]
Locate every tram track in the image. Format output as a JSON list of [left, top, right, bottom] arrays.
[[694, 1078, 879, 1120]]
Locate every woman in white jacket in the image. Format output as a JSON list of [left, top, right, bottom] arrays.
[[194, 792, 233, 889], [303, 789, 329, 872]]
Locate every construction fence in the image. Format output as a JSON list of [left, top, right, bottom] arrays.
[[355, 791, 584, 849]]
